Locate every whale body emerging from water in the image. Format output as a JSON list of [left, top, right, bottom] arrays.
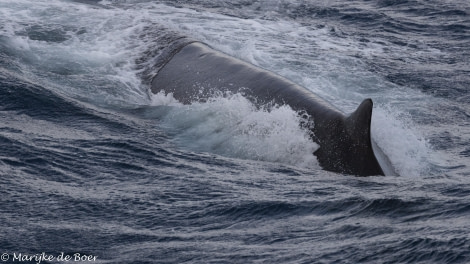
[[150, 41, 390, 176]]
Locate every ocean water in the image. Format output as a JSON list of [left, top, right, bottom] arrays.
[[0, 0, 469, 263]]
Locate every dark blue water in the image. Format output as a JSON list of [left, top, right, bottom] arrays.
[[1, 0, 469, 263]]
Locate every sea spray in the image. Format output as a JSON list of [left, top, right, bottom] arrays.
[[152, 92, 319, 168]]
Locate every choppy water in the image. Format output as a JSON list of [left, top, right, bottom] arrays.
[[1, 0, 469, 263]]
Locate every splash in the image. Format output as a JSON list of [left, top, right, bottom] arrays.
[[151, 92, 320, 169], [372, 105, 430, 177]]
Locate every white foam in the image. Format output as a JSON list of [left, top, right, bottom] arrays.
[[0, 0, 155, 107], [372, 105, 430, 177], [150, 91, 182, 107], [152, 92, 319, 169]]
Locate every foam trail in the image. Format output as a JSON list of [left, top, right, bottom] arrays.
[[0, 0, 159, 107]]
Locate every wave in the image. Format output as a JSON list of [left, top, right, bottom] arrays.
[[150, 92, 319, 168]]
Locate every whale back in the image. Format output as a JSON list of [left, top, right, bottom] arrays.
[[151, 42, 385, 176]]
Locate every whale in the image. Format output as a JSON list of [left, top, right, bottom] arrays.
[[150, 41, 392, 176]]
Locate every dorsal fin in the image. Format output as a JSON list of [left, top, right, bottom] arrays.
[[346, 98, 373, 142], [344, 99, 384, 176]]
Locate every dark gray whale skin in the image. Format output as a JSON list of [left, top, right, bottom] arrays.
[[151, 42, 385, 176]]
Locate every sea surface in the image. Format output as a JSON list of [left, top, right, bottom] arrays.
[[1, 0, 469, 263]]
